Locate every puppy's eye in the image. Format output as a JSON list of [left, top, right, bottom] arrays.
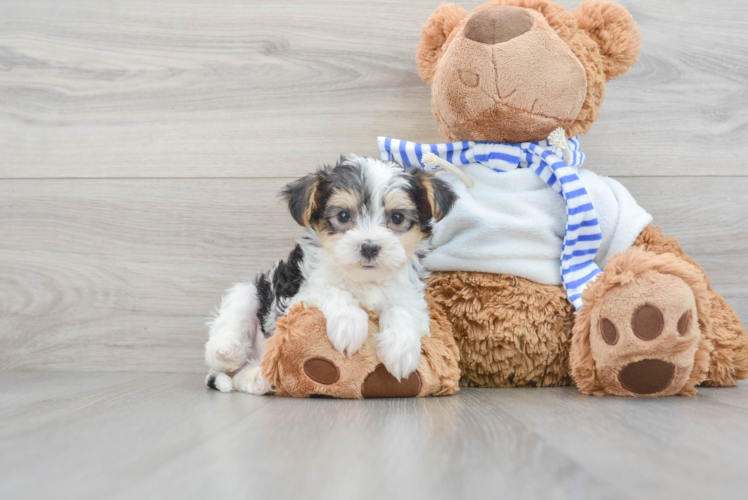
[[390, 212, 404, 225], [337, 211, 351, 223]]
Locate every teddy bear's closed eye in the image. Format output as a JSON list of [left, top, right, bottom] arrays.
[[459, 70, 480, 88]]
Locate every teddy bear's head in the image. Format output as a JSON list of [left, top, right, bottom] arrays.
[[416, 0, 640, 143]]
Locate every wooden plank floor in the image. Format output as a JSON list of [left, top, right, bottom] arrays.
[[1, 372, 747, 500]]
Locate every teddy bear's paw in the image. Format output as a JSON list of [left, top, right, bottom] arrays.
[[303, 357, 341, 385], [375, 329, 422, 381], [233, 365, 273, 395], [361, 364, 422, 398], [588, 273, 701, 397], [325, 306, 369, 357], [205, 337, 247, 373]]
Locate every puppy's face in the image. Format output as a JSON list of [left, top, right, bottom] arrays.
[[282, 156, 457, 283]]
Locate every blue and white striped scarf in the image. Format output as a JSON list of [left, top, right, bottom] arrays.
[[377, 135, 601, 310]]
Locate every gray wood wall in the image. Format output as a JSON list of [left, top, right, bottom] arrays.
[[1, 0, 746, 373]]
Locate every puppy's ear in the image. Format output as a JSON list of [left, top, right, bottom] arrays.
[[427, 175, 458, 222], [573, 0, 641, 81], [281, 172, 322, 227], [416, 4, 469, 85], [411, 169, 457, 223]]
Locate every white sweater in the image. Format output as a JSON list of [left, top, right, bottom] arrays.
[[425, 164, 652, 286]]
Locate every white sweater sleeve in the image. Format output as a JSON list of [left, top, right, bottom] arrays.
[[579, 170, 653, 269]]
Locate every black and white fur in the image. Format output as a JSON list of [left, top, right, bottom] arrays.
[[205, 156, 456, 394]]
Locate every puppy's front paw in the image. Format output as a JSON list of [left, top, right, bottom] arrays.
[[326, 306, 369, 356], [375, 330, 422, 381], [233, 365, 273, 395], [205, 338, 247, 373]]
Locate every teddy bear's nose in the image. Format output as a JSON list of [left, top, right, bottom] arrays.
[[463, 6, 534, 45]]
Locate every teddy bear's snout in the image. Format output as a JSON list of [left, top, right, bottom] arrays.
[[463, 6, 534, 45]]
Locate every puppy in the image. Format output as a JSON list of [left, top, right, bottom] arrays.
[[205, 155, 456, 394]]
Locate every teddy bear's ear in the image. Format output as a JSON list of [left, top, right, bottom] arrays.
[[573, 0, 641, 81], [416, 4, 469, 85]]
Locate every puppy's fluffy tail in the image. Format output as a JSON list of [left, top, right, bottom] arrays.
[[205, 282, 263, 389]]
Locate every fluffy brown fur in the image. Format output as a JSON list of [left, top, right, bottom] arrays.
[[427, 271, 575, 388], [417, 4, 469, 85], [573, 0, 641, 80], [624, 225, 748, 388], [416, 0, 641, 142], [261, 293, 461, 398], [570, 246, 714, 396], [426, 224, 748, 393]]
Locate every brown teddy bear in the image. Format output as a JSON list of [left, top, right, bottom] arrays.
[[403, 0, 748, 396], [262, 0, 748, 398]]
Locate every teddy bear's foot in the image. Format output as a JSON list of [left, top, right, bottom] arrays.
[[261, 298, 460, 398], [572, 248, 713, 397], [361, 364, 422, 398], [590, 287, 699, 397], [299, 349, 425, 398], [303, 357, 423, 398]]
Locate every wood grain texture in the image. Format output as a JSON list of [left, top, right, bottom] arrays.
[[0, 178, 299, 372], [1, 0, 747, 178], [1, 373, 747, 500], [1, 177, 746, 373]]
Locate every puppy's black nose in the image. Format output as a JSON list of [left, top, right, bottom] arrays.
[[360, 243, 380, 260]]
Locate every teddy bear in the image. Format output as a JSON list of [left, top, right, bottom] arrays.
[[261, 0, 748, 398], [394, 0, 748, 396]]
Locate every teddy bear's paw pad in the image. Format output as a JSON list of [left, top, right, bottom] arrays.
[[361, 364, 422, 398], [618, 359, 676, 395], [631, 304, 665, 340], [303, 357, 340, 385], [590, 274, 701, 397]]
